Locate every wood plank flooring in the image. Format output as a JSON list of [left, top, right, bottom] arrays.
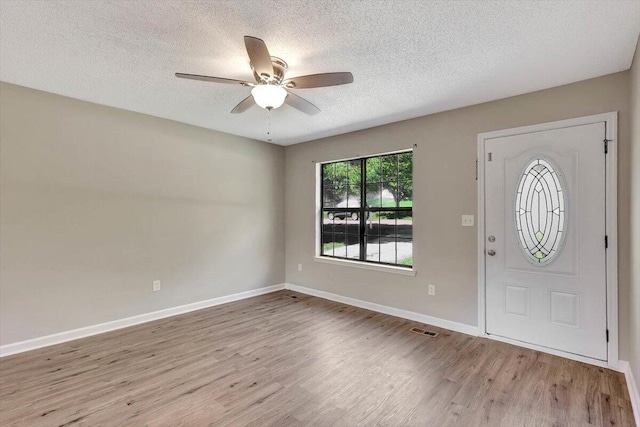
[[0, 290, 635, 426]]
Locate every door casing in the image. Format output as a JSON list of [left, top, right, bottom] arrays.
[[477, 112, 618, 369]]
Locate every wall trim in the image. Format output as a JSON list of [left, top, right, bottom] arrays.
[[314, 256, 417, 276], [284, 284, 635, 376], [284, 283, 479, 336], [0, 284, 286, 358], [2, 278, 630, 401], [620, 360, 640, 426]]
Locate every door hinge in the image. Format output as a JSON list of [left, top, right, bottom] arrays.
[[606, 329, 609, 343], [475, 159, 478, 181], [604, 139, 610, 154], [605, 235, 608, 249], [487, 152, 492, 162]]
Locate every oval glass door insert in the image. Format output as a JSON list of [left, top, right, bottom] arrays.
[[515, 158, 567, 264]]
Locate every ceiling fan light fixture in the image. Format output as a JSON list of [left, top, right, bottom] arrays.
[[177, 36, 352, 115], [251, 84, 287, 110]]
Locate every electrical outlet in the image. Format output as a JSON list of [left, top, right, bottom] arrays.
[[152, 280, 161, 292], [461, 215, 475, 227], [428, 284, 436, 296], [298, 263, 303, 272]]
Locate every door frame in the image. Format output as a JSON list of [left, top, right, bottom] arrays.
[[477, 112, 618, 369]]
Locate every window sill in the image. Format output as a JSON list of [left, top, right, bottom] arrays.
[[314, 256, 417, 276]]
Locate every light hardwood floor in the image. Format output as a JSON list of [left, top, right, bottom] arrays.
[[0, 290, 635, 426]]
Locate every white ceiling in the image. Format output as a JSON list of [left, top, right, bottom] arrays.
[[1, 1, 639, 146]]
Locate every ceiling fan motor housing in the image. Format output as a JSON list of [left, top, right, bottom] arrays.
[[252, 56, 288, 84]]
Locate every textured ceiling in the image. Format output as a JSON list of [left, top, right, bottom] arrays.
[[1, 1, 639, 145]]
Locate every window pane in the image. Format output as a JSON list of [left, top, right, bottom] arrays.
[[345, 233, 360, 260], [323, 212, 346, 234], [345, 212, 360, 233], [379, 212, 396, 264], [323, 162, 348, 208], [398, 180, 413, 207], [398, 152, 412, 181], [365, 213, 380, 237], [323, 233, 345, 257], [323, 210, 363, 234], [378, 210, 397, 236], [323, 188, 336, 208], [365, 157, 381, 183], [366, 183, 382, 207], [366, 236, 380, 262], [365, 212, 380, 262], [323, 187, 345, 208], [347, 184, 361, 208], [322, 227, 360, 259], [348, 160, 361, 184], [382, 155, 398, 182], [333, 161, 349, 182], [322, 233, 334, 256], [381, 183, 397, 208], [398, 211, 413, 239], [379, 241, 397, 264], [397, 237, 413, 267], [515, 158, 567, 264], [323, 162, 335, 184]]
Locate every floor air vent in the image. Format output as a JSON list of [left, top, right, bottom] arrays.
[[410, 327, 438, 337]]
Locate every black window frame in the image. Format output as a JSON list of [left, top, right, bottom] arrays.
[[319, 150, 413, 268]]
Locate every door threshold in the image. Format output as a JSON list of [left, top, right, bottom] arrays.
[[483, 332, 617, 371]]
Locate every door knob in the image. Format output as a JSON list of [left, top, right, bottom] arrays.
[[487, 250, 496, 256]]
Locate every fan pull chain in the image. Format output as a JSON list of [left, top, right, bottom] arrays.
[[267, 109, 272, 142]]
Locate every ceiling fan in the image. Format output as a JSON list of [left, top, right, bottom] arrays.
[[176, 36, 353, 116]]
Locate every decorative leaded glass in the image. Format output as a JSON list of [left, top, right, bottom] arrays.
[[515, 158, 567, 264]]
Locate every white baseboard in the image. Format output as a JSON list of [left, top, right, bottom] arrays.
[[620, 360, 640, 426], [3, 279, 631, 418], [283, 283, 479, 336], [0, 284, 286, 358]]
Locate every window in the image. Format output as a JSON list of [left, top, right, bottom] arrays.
[[320, 151, 413, 268], [515, 157, 567, 264]]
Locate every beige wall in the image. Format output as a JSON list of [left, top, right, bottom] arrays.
[[284, 71, 633, 360], [629, 37, 640, 391], [0, 82, 285, 346], [1, 66, 635, 367]]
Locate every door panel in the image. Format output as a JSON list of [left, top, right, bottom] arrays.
[[484, 122, 607, 361]]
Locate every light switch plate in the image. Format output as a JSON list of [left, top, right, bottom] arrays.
[[461, 215, 474, 227], [152, 280, 161, 291]]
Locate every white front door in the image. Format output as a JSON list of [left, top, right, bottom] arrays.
[[484, 121, 608, 360]]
